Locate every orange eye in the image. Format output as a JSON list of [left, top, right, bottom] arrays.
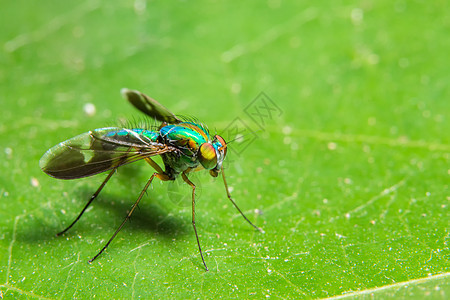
[[198, 143, 217, 170], [214, 135, 227, 156]]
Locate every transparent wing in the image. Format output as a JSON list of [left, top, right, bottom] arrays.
[[40, 127, 177, 179], [121, 88, 182, 124]]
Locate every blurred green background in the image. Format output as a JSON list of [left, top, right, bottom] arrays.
[[1, 0, 448, 299]]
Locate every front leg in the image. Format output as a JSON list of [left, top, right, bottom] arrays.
[[221, 167, 263, 233]]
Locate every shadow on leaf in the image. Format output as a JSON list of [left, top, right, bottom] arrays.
[[18, 187, 190, 245]]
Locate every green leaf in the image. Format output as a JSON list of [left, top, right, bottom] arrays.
[[1, 1, 448, 299]]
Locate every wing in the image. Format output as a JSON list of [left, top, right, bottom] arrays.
[[40, 127, 177, 179], [121, 88, 182, 124]]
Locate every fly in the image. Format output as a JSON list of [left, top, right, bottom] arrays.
[[40, 89, 263, 270]]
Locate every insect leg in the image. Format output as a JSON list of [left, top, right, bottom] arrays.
[[221, 167, 264, 233], [57, 168, 116, 236], [144, 157, 165, 174], [181, 172, 208, 271], [89, 172, 169, 263]]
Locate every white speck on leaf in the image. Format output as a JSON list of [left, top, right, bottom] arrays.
[[83, 103, 96, 116], [282, 126, 292, 135], [4, 147, 13, 158], [351, 8, 364, 25], [30, 177, 39, 187]]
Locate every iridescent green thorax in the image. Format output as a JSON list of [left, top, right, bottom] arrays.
[[159, 122, 211, 175], [160, 122, 210, 154]]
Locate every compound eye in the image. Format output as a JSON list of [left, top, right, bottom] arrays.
[[214, 135, 227, 157], [198, 143, 217, 170]]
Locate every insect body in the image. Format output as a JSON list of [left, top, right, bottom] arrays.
[[40, 89, 262, 270]]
